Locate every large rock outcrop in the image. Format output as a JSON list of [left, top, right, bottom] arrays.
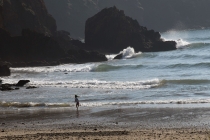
[[2, 0, 56, 36], [85, 7, 176, 53], [0, 0, 107, 67]]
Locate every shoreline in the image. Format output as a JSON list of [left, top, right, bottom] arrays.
[[1, 107, 210, 139]]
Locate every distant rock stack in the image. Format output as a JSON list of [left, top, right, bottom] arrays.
[[85, 6, 176, 53]]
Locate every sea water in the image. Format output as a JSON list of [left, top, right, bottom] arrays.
[[1, 29, 210, 111]]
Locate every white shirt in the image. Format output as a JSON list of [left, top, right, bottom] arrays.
[[75, 97, 79, 102]]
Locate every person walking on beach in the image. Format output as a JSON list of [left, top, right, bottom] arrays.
[[75, 95, 79, 110]]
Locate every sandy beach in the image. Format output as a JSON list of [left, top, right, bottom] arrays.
[[1, 128, 210, 140], [1, 107, 210, 139]]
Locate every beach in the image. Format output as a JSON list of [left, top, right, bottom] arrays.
[[1, 107, 210, 139], [2, 29, 210, 139]]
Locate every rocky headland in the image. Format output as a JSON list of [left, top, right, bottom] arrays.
[[0, 0, 107, 76]]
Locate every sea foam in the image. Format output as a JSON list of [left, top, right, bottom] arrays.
[[121, 46, 142, 59], [11, 63, 96, 73], [30, 79, 161, 89], [2, 98, 210, 108], [175, 39, 190, 48]]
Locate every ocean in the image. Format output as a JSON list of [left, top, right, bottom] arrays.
[[1, 28, 210, 112]]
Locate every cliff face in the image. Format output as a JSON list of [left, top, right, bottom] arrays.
[[44, 0, 210, 38], [0, 1, 3, 28], [0, 0, 107, 68], [85, 7, 176, 53], [2, 0, 56, 36]]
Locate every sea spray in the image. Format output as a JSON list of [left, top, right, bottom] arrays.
[[175, 39, 190, 48], [106, 46, 142, 60], [162, 37, 190, 49], [121, 47, 142, 59]]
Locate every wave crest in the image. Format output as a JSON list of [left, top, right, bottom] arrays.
[[30, 79, 161, 89], [121, 47, 142, 59], [106, 46, 142, 60], [175, 39, 190, 48], [11, 64, 96, 73], [2, 99, 210, 108]]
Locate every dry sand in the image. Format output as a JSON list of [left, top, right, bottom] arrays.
[[1, 128, 210, 140], [1, 107, 210, 139]]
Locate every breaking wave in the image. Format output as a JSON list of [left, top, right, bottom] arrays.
[[30, 79, 161, 89], [175, 39, 190, 48], [2, 99, 210, 108], [121, 47, 142, 59], [11, 63, 143, 74], [162, 37, 190, 49], [11, 64, 96, 73], [106, 46, 142, 60]]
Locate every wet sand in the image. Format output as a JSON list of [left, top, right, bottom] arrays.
[[1, 107, 210, 139]]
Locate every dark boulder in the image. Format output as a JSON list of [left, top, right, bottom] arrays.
[[85, 6, 177, 53], [16, 80, 30, 87], [0, 84, 13, 91], [26, 86, 38, 89]]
